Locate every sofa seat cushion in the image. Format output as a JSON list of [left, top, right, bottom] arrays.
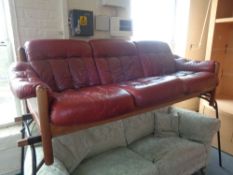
[[50, 85, 135, 125], [129, 135, 206, 162], [119, 75, 183, 107], [128, 136, 207, 175], [174, 71, 217, 94], [72, 147, 159, 175]]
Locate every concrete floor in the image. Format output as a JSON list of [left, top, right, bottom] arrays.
[[0, 46, 17, 125], [0, 80, 17, 125], [194, 148, 233, 175]]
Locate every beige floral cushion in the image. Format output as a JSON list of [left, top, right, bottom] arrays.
[[123, 112, 155, 144], [154, 111, 179, 137]]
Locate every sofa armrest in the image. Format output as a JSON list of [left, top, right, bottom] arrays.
[[9, 62, 52, 99], [172, 108, 220, 144], [174, 56, 217, 73]]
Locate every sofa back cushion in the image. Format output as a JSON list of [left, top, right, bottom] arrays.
[[122, 107, 170, 145], [52, 120, 126, 173], [122, 111, 155, 145], [53, 130, 92, 173], [85, 120, 127, 158], [154, 111, 179, 137], [90, 39, 144, 84], [135, 41, 176, 76], [24, 39, 100, 91]]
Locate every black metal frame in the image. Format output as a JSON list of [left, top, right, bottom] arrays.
[[199, 92, 222, 167], [19, 114, 44, 175], [17, 92, 222, 175]]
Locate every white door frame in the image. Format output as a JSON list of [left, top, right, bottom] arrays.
[[4, 0, 21, 60]]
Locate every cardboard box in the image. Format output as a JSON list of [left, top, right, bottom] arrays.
[[199, 100, 233, 155]]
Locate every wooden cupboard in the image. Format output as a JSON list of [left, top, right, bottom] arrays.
[[203, 0, 233, 155]]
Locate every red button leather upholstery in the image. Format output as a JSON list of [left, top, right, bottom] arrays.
[[173, 71, 217, 94], [119, 76, 183, 107], [135, 41, 176, 76], [25, 40, 100, 91], [175, 57, 216, 73], [9, 62, 52, 99], [50, 85, 135, 126], [90, 39, 144, 84], [9, 39, 219, 127]]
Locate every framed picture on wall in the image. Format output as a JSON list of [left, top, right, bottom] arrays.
[[69, 9, 94, 36]]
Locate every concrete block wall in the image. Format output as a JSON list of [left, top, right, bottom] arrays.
[[14, 0, 65, 45]]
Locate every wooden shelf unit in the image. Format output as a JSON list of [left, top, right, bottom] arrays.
[[205, 0, 233, 155], [216, 17, 233, 23], [207, 0, 233, 98]]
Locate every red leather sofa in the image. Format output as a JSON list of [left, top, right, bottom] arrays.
[[9, 39, 218, 165]]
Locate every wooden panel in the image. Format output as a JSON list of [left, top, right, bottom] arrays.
[[217, 95, 233, 114], [218, 75, 233, 96], [215, 28, 233, 95], [204, 0, 233, 156], [210, 24, 232, 95], [216, 0, 233, 18], [212, 24, 231, 57], [224, 28, 233, 74]]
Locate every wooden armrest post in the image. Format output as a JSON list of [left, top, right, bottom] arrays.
[[36, 85, 53, 165]]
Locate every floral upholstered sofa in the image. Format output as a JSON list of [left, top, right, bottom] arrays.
[[24, 107, 220, 175]]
